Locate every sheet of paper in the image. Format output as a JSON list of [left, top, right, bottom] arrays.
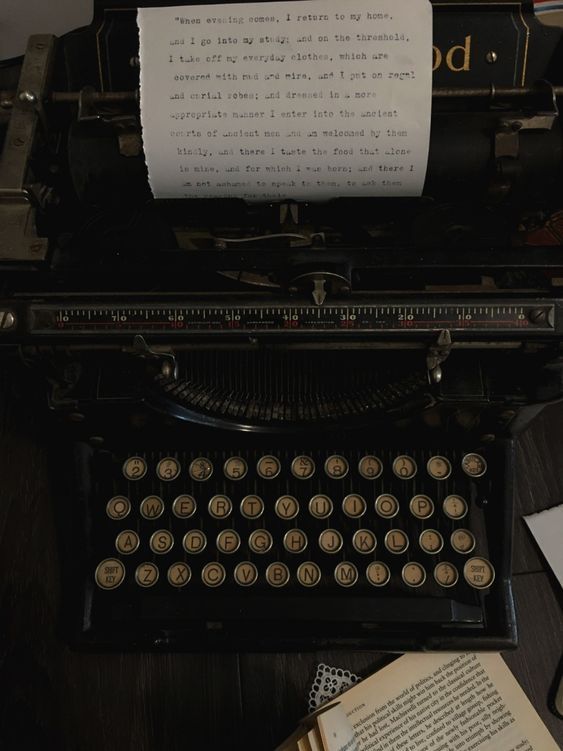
[[524, 503, 563, 590], [138, 0, 432, 201], [337, 653, 560, 751], [316, 704, 360, 751]]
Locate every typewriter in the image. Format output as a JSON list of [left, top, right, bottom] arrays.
[[1, 0, 563, 651]]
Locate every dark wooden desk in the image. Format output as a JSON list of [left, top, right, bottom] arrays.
[[0, 370, 561, 751]]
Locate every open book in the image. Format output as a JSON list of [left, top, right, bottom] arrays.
[[276, 653, 560, 751]]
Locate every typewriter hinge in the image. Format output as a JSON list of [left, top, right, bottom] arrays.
[[127, 335, 178, 380], [426, 329, 452, 384]]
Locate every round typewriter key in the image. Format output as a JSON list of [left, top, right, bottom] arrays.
[[156, 457, 180, 482], [402, 562, 426, 588], [122, 456, 147, 481], [358, 455, 383, 480], [409, 494, 434, 520], [223, 456, 248, 481], [297, 561, 322, 587], [189, 457, 213, 482], [202, 562, 226, 587], [385, 529, 409, 554], [309, 494, 333, 519], [334, 561, 358, 588], [342, 494, 366, 518], [318, 528, 343, 554], [106, 495, 131, 520], [392, 455, 417, 480], [216, 529, 241, 554], [208, 494, 232, 519], [115, 529, 140, 555], [240, 495, 264, 519], [366, 561, 391, 587], [450, 528, 476, 554], [149, 529, 174, 554], [234, 561, 258, 587], [375, 494, 399, 519], [183, 529, 207, 554], [135, 562, 159, 588], [248, 529, 273, 554], [324, 455, 349, 479], [275, 495, 299, 520], [434, 562, 459, 588], [419, 529, 444, 554], [172, 494, 196, 519], [266, 561, 290, 587], [167, 562, 191, 588], [461, 452, 487, 478], [442, 495, 468, 520], [427, 455, 452, 480], [256, 454, 281, 479], [291, 455, 316, 480], [463, 557, 495, 589], [95, 558, 125, 590], [352, 529, 377, 554], [140, 495, 165, 520], [283, 528, 308, 554]]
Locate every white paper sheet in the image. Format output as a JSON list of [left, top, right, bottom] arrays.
[[138, 0, 432, 201], [524, 503, 563, 590]]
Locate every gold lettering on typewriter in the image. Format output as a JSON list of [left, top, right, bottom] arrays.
[[95, 558, 126, 589], [385, 529, 409, 554], [275, 495, 299, 520], [309, 494, 333, 519], [234, 561, 258, 587], [106, 496, 131, 520], [297, 561, 321, 588], [318, 529, 343, 554], [432, 35, 472, 73], [140, 495, 165, 520], [135, 562, 159, 587], [334, 562, 358, 587], [208, 494, 232, 519], [266, 562, 290, 587], [248, 529, 273, 554], [167, 562, 191, 587], [216, 529, 241, 554], [183, 530, 207, 554], [352, 529, 377, 554], [201, 562, 226, 587], [283, 528, 308, 553], [115, 530, 140, 555]]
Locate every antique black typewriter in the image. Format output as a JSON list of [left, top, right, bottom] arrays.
[[1, 0, 563, 651]]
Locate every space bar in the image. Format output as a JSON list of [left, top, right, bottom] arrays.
[[138, 596, 483, 624]]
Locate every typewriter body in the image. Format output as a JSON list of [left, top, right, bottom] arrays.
[[1, 0, 563, 651]]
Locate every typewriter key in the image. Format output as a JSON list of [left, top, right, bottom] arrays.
[[297, 561, 321, 587], [442, 495, 468, 520], [309, 494, 333, 519], [419, 529, 444, 554], [172, 495, 196, 519], [463, 557, 495, 589], [352, 529, 377, 554], [167, 562, 191, 588], [140, 495, 164, 520], [266, 562, 290, 587], [366, 561, 391, 587], [183, 530, 207, 554], [427, 456, 452, 480], [392, 455, 417, 480], [135, 562, 159, 588], [156, 457, 180, 482], [450, 528, 476, 554], [324, 455, 349, 479], [202, 562, 226, 587], [375, 494, 399, 519], [342, 494, 366, 518], [115, 529, 140, 555], [402, 562, 426, 587], [385, 529, 409, 554], [240, 495, 264, 519], [334, 562, 358, 587], [461, 453, 487, 478], [434, 562, 459, 587], [291, 455, 316, 480], [256, 455, 281, 479], [216, 529, 241, 554], [283, 528, 308, 554], [223, 456, 248, 481], [248, 529, 273, 554], [358, 455, 383, 480], [275, 495, 299, 520], [149, 529, 174, 554], [189, 457, 213, 481], [208, 494, 232, 519], [122, 456, 147, 481], [106, 495, 131, 520], [95, 558, 125, 590], [234, 561, 258, 587], [318, 529, 343, 554], [409, 495, 434, 520]]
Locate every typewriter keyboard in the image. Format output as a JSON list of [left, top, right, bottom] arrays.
[[91, 448, 496, 602]]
